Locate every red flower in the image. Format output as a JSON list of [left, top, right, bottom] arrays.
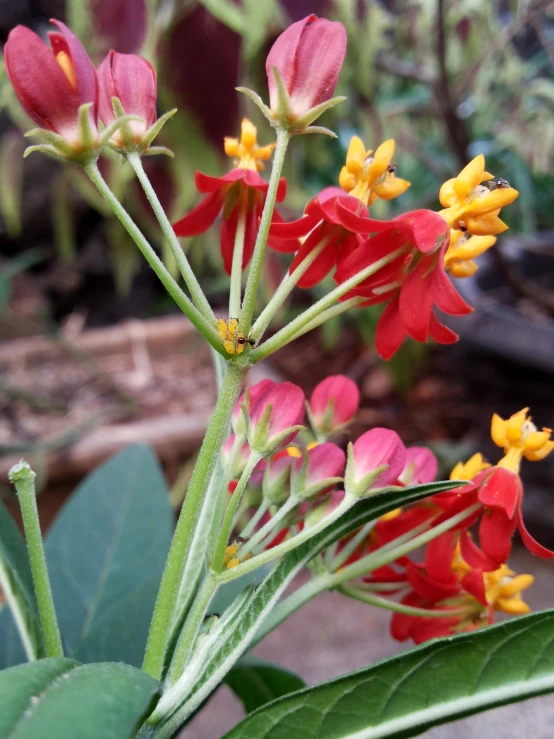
[[266, 15, 346, 119], [308, 374, 360, 436], [334, 210, 472, 359], [5, 20, 98, 142], [97, 51, 157, 139], [173, 119, 287, 275]]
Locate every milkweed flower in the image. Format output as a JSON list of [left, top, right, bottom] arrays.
[[444, 230, 496, 278], [246, 381, 306, 455], [173, 118, 288, 274], [345, 428, 406, 498], [308, 375, 360, 437], [5, 20, 98, 145], [398, 447, 438, 486], [291, 442, 346, 500], [338, 137, 410, 206], [266, 15, 346, 127], [232, 378, 277, 437], [439, 155, 519, 236]]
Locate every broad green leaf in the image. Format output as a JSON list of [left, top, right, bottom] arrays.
[[0, 658, 159, 738], [225, 656, 305, 714], [154, 481, 461, 735], [45, 444, 172, 667], [0, 500, 42, 665], [223, 610, 554, 739]]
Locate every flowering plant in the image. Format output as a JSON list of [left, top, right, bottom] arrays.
[[1, 15, 553, 739]]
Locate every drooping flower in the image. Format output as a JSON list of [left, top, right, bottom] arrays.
[[97, 50, 157, 144], [308, 375, 360, 437], [266, 14, 346, 124], [345, 428, 406, 497], [439, 155, 519, 236], [5, 20, 98, 144], [173, 118, 287, 274], [338, 136, 410, 206]]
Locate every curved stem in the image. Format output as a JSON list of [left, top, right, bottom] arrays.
[[212, 453, 261, 573], [338, 584, 469, 619], [239, 496, 298, 559], [83, 160, 224, 355], [251, 247, 405, 362], [229, 200, 248, 319], [240, 129, 290, 333], [250, 233, 335, 342], [127, 152, 215, 322], [239, 499, 270, 539], [142, 360, 248, 679], [9, 462, 63, 658]]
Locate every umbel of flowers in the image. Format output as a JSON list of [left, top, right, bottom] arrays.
[[5, 12, 549, 739]]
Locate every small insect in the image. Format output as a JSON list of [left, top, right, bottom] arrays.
[[487, 178, 511, 191], [386, 160, 398, 174], [217, 318, 255, 355]]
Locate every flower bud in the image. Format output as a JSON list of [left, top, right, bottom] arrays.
[[221, 434, 251, 476], [266, 15, 346, 127], [5, 20, 98, 144], [345, 428, 406, 498], [232, 379, 276, 437], [398, 447, 438, 486], [308, 375, 360, 437], [98, 51, 157, 142], [262, 448, 299, 503], [247, 382, 305, 455], [292, 442, 345, 500]]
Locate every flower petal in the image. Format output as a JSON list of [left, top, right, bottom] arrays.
[[173, 191, 223, 236]]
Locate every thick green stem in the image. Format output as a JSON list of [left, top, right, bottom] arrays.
[[166, 574, 219, 685], [250, 233, 335, 342], [212, 453, 261, 573], [238, 495, 298, 559], [338, 584, 469, 618], [83, 160, 223, 355], [240, 129, 290, 333], [128, 152, 215, 322], [229, 200, 248, 319], [251, 247, 405, 362], [8, 461, 63, 658], [142, 361, 248, 679]]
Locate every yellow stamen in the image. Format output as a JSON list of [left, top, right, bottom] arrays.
[[491, 408, 553, 472], [285, 447, 302, 458], [224, 118, 275, 172], [56, 50, 76, 89], [484, 564, 533, 615], [339, 135, 410, 206]]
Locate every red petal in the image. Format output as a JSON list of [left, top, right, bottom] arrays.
[[375, 299, 407, 360], [399, 258, 435, 342], [459, 530, 499, 572], [517, 509, 554, 558], [425, 531, 457, 582], [335, 199, 393, 234], [461, 569, 487, 606], [195, 168, 243, 193], [268, 209, 302, 253], [477, 467, 520, 519], [173, 191, 223, 236], [431, 264, 473, 316], [269, 213, 319, 241], [479, 508, 516, 566], [290, 226, 339, 288], [428, 312, 459, 345], [393, 210, 450, 255], [49, 20, 98, 115]]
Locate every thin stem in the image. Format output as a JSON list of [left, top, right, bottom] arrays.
[[0, 557, 38, 660], [83, 160, 224, 355], [128, 152, 215, 322], [239, 499, 270, 539], [142, 360, 248, 679], [8, 462, 63, 658], [239, 496, 297, 559], [212, 453, 261, 573], [166, 573, 218, 685], [251, 247, 405, 362], [338, 584, 469, 619], [240, 129, 290, 333], [328, 519, 376, 572], [250, 232, 335, 342], [215, 494, 356, 584], [229, 199, 247, 319], [281, 297, 363, 348]]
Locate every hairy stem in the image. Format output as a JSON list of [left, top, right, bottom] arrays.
[[229, 200, 248, 319], [338, 584, 469, 618], [8, 462, 63, 658]]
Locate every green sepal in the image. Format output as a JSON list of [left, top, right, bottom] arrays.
[[292, 96, 347, 129], [77, 102, 96, 150], [99, 113, 145, 148], [236, 87, 273, 123], [271, 66, 293, 125], [300, 125, 339, 138], [344, 441, 388, 499], [140, 109, 177, 149], [23, 144, 67, 161], [142, 146, 175, 158]]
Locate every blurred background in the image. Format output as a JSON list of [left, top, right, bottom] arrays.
[[0, 1, 554, 734]]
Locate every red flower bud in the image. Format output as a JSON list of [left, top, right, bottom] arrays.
[[346, 428, 406, 496], [266, 15, 346, 119], [399, 447, 438, 486], [97, 50, 157, 138], [5, 20, 98, 142], [293, 442, 346, 499], [232, 379, 277, 436], [309, 374, 360, 435], [247, 382, 305, 454]]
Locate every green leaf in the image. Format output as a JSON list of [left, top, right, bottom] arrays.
[[0, 500, 42, 665], [44, 444, 172, 667], [223, 610, 554, 739], [0, 658, 159, 738], [225, 656, 305, 714], [153, 481, 461, 735]]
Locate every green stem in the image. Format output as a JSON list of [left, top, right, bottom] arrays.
[[215, 494, 356, 584], [240, 129, 290, 333], [229, 199, 248, 319], [239, 499, 270, 539], [327, 519, 376, 571], [142, 360, 248, 679], [128, 152, 215, 322], [0, 556, 39, 661], [239, 495, 298, 559], [166, 573, 219, 685], [8, 461, 63, 658], [338, 584, 469, 619], [83, 160, 223, 355], [281, 297, 363, 348], [212, 453, 261, 573], [251, 247, 405, 362], [250, 232, 335, 342]]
